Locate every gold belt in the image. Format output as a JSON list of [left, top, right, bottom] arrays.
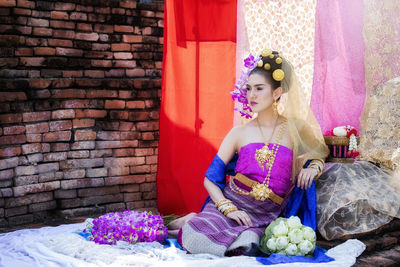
[[231, 173, 284, 205]]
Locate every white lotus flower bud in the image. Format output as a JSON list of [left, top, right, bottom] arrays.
[[302, 226, 316, 242], [275, 236, 289, 250], [266, 237, 277, 252], [285, 243, 299, 256], [287, 216, 302, 229], [298, 240, 314, 255], [272, 221, 288, 236], [333, 126, 347, 137], [288, 228, 304, 244]]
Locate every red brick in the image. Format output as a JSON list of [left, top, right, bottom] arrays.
[[54, 2, 75, 11], [130, 165, 151, 174], [105, 69, 125, 77], [56, 47, 82, 57], [0, 147, 21, 157], [51, 89, 86, 99], [48, 38, 73, 47], [140, 182, 156, 192], [60, 178, 104, 190], [29, 200, 57, 212], [29, 79, 51, 89], [43, 152, 67, 162], [17, 0, 34, 8], [126, 69, 145, 77], [124, 192, 141, 202], [136, 121, 159, 131], [123, 35, 142, 43], [3, 125, 25, 135], [126, 201, 144, 210], [91, 59, 112, 68], [32, 27, 52, 36], [90, 149, 112, 158], [119, 122, 134, 131], [105, 174, 146, 186], [25, 122, 49, 134], [84, 70, 104, 78], [54, 189, 77, 199], [49, 120, 72, 132], [75, 130, 96, 141], [41, 143, 51, 153], [13, 7, 31, 15], [108, 166, 129, 176], [114, 25, 133, 33], [126, 100, 145, 109], [20, 57, 45, 67], [26, 134, 41, 143], [14, 175, 37, 186], [72, 119, 95, 128], [92, 43, 109, 51], [104, 157, 145, 167], [111, 43, 130, 51], [51, 11, 68, 20], [128, 111, 149, 121], [53, 30, 75, 39], [27, 18, 49, 27], [114, 52, 133, 59], [75, 32, 98, 41], [142, 132, 154, 140], [21, 143, 41, 154], [0, 114, 21, 125], [15, 48, 33, 56], [94, 6, 109, 14], [105, 100, 125, 109], [63, 169, 85, 179], [62, 100, 93, 109], [146, 155, 158, 165], [96, 131, 120, 141], [60, 158, 103, 169], [13, 181, 60, 197], [0, 169, 14, 180], [77, 23, 92, 31], [23, 111, 50, 122], [67, 150, 89, 159], [113, 148, 134, 157], [120, 132, 140, 140], [96, 140, 137, 149], [85, 51, 112, 59], [52, 109, 75, 120], [70, 12, 87, 21], [150, 111, 159, 119], [145, 173, 156, 182], [0, 0, 17, 7], [43, 131, 71, 142], [75, 109, 107, 118], [0, 91, 26, 101], [50, 20, 75, 29], [63, 70, 83, 77], [5, 206, 28, 217], [114, 60, 136, 69], [34, 47, 55, 56], [120, 0, 136, 9], [50, 143, 69, 152], [93, 24, 113, 33]]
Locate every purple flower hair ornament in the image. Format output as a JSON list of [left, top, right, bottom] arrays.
[[231, 53, 261, 118]]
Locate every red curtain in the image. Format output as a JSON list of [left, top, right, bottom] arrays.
[[157, 0, 237, 215]]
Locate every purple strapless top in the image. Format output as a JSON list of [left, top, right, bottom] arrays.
[[234, 143, 293, 197]]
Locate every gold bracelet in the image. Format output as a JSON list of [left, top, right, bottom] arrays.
[[214, 199, 232, 208], [223, 206, 238, 216], [308, 159, 325, 180]]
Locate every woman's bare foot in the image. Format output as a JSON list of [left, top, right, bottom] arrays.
[[167, 212, 197, 237]]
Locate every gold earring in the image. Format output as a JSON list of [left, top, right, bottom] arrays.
[[273, 99, 278, 115]]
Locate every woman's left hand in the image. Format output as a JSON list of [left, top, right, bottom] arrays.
[[296, 168, 318, 189]]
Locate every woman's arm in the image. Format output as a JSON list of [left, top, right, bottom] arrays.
[[203, 128, 252, 226]]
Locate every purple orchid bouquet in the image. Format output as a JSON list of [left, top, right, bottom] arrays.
[[83, 210, 168, 245], [231, 54, 261, 119]]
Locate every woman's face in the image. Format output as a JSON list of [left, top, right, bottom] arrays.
[[246, 73, 275, 113]]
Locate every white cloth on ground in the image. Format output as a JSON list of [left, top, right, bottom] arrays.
[[0, 219, 365, 267]]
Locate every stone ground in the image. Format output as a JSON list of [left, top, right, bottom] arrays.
[[1, 216, 399, 266]]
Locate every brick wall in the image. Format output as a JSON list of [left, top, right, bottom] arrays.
[[0, 0, 163, 227]]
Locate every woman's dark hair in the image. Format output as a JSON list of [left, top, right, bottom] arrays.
[[249, 50, 282, 90]]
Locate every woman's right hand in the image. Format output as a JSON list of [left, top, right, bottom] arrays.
[[226, 210, 253, 226]]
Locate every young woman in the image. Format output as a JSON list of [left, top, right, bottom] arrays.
[[169, 50, 328, 256]]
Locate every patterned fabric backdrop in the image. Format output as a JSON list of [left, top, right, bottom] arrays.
[[244, 0, 316, 105], [359, 0, 400, 170]]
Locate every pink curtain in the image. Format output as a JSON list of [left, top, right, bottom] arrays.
[[311, 0, 365, 134]]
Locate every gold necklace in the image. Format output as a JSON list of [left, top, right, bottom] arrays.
[[229, 119, 287, 201], [255, 116, 278, 171]]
